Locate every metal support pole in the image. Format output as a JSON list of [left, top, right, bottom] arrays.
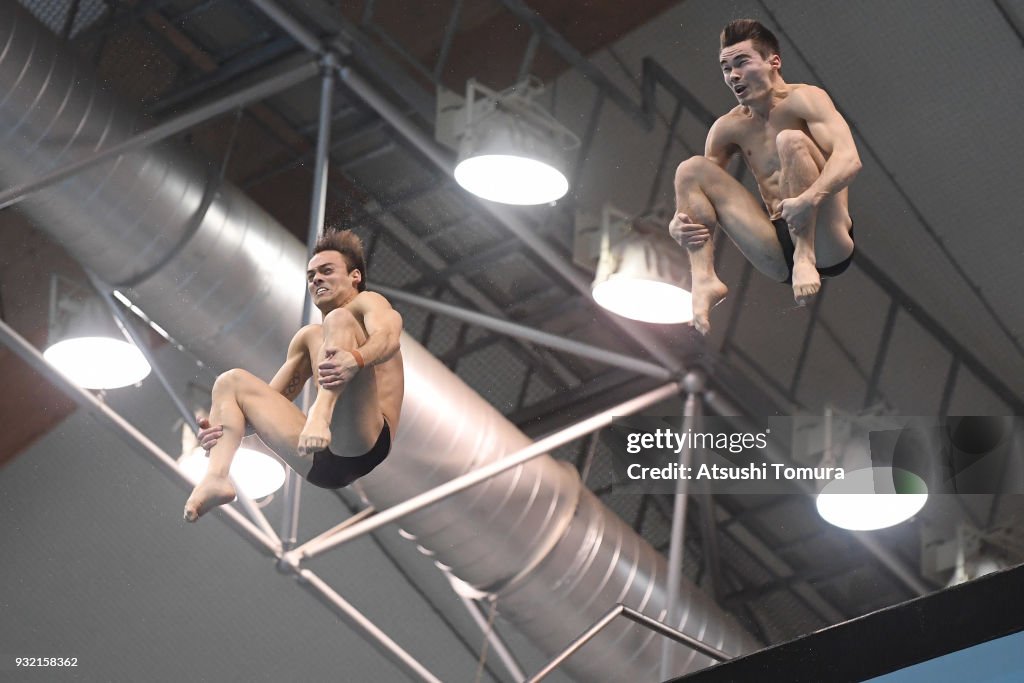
[[280, 470, 302, 550], [697, 468, 724, 603], [86, 271, 193, 429], [447, 576, 526, 683], [280, 49, 344, 548], [250, 0, 325, 53], [661, 372, 703, 680], [375, 285, 674, 380], [220, 469, 281, 543], [0, 59, 318, 211], [0, 318, 280, 557], [517, 30, 541, 83], [300, 51, 339, 323], [282, 50, 340, 550], [529, 607, 622, 683], [579, 431, 600, 485], [432, 0, 464, 81], [86, 271, 281, 544], [295, 568, 443, 683], [526, 604, 729, 683], [286, 381, 681, 563], [306, 53, 338, 254], [291, 505, 376, 559]]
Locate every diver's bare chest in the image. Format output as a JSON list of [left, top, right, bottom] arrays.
[[734, 130, 780, 177], [732, 113, 803, 175]]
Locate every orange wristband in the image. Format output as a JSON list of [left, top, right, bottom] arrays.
[[351, 349, 365, 369]]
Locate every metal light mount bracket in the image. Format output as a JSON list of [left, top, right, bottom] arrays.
[[461, 77, 580, 154]]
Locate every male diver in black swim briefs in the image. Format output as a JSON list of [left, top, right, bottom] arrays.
[[184, 229, 404, 523], [667, 19, 862, 334]]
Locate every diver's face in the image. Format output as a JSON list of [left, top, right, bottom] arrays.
[[720, 40, 779, 104], [307, 250, 359, 310]]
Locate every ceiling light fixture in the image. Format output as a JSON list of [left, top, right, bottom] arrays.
[[814, 412, 929, 531], [816, 467, 929, 531], [42, 277, 151, 390], [591, 210, 693, 324], [452, 78, 579, 205]]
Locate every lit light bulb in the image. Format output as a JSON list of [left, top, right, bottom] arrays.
[[454, 154, 569, 205], [43, 336, 151, 389], [592, 279, 693, 324], [816, 468, 928, 530]]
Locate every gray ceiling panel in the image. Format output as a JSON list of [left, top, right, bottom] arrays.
[[875, 312, 952, 414]]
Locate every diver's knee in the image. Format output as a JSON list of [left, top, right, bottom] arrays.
[[775, 129, 813, 156], [213, 368, 253, 394], [322, 306, 358, 333], [674, 155, 716, 185]]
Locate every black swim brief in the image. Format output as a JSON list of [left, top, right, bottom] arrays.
[[306, 419, 391, 490], [772, 217, 855, 285]]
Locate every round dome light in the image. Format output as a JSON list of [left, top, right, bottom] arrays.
[[816, 467, 928, 530], [454, 154, 569, 205], [592, 278, 693, 324], [43, 336, 151, 389]]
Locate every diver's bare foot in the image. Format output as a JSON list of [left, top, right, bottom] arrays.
[[298, 414, 331, 458], [184, 474, 236, 522], [691, 277, 728, 335], [791, 258, 821, 306]]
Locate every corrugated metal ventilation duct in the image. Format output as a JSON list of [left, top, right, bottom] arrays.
[[0, 4, 757, 680]]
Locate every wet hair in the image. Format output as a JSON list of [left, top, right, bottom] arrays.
[[720, 19, 781, 61], [313, 228, 367, 291]]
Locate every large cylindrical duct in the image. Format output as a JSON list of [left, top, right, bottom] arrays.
[[0, 4, 303, 379], [363, 341, 757, 680], [0, 5, 756, 680]]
